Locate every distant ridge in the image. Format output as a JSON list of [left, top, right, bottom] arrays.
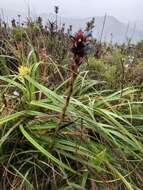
[[47, 15, 143, 43], [1, 9, 143, 43]]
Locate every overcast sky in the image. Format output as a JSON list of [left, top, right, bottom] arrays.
[[0, 0, 143, 22]]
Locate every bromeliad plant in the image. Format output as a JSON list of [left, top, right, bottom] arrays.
[[1, 15, 143, 190], [1, 48, 143, 189], [55, 30, 93, 136]]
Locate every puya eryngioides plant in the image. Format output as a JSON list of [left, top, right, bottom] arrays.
[[54, 29, 93, 137]]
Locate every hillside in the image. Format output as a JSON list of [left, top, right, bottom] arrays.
[[56, 16, 143, 43], [1, 9, 143, 43]]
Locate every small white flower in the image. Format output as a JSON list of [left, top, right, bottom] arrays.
[[125, 64, 129, 68], [13, 91, 20, 97]]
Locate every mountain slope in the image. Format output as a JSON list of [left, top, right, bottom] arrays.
[[1, 9, 143, 43], [55, 16, 143, 43]]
